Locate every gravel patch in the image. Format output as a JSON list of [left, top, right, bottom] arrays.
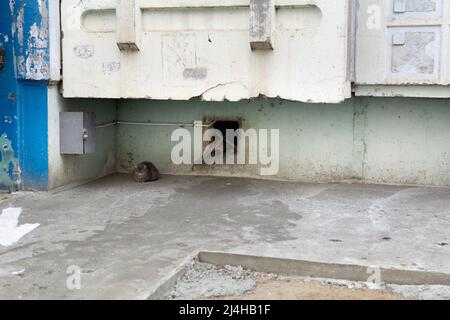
[[164, 262, 260, 300], [164, 261, 450, 300], [387, 284, 450, 300]]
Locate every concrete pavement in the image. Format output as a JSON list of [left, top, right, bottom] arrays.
[[0, 174, 449, 299]]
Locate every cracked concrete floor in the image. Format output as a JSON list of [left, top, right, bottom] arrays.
[[0, 174, 449, 299]]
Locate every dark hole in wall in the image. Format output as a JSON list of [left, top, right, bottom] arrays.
[[212, 120, 240, 158]]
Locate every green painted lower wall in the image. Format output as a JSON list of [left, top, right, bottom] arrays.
[[116, 97, 450, 187]]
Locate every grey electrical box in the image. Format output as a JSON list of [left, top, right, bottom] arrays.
[[60, 112, 96, 154]]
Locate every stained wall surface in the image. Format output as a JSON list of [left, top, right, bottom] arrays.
[[356, 0, 450, 97], [61, 0, 352, 103], [117, 97, 450, 187]]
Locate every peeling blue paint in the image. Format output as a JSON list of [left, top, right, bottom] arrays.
[[12, 0, 50, 81], [1, 0, 20, 190], [0, 133, 20, 188], [1, 0, 49, 190]]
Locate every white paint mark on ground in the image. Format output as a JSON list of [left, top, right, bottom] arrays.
[[11, 268, 25, 275], [0, 208, 39, 247]]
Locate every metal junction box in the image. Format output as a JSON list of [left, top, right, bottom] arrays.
[[61, 0, 353, 103], [60, 112, 96, 155]]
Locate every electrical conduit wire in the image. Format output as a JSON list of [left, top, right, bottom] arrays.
[[95, 120, 217, 129]]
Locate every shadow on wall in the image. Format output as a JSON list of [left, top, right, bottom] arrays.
[[47, 88, 118, 190]]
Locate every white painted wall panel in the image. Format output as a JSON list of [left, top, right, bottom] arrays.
[[61, 0, 352, 103], [356, 0, 450, 97]]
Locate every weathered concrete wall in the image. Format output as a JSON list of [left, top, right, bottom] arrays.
[[0, 1, 20, 190], [355, 0, 450, 98], [1, 0, 52, 190], [5, 1, 450, 191], [61, 0, 352, 103], [1, 0, 65, 190], [1, 1, 117, 190], [47, 86, 117, 189], [117, 97, 450, 187]]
